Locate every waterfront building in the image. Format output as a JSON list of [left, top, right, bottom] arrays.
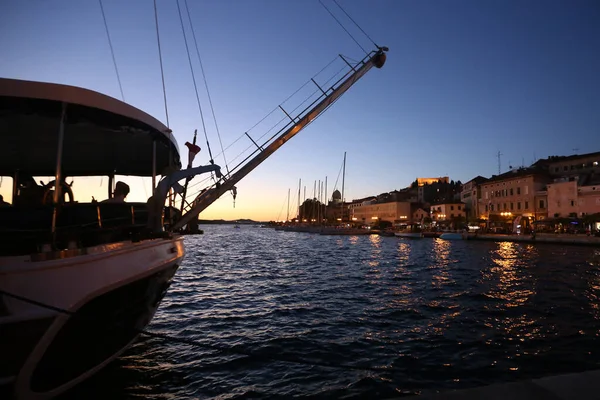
[[534, 151, 600, 178], [417, 179, 461, 204], [412, 207, 430, 223], [547, 175, 600, 218], [417, 177, 449, 186], [460, 175, 488, 222], [429, 202, 466, 225], [478, 167, 550, 224], [351, 201, 413, 225]]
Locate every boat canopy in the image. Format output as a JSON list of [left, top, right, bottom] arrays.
[[0, 78, 181, 177]]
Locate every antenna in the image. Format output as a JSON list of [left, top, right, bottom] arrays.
[[497, 151, 503, 174]]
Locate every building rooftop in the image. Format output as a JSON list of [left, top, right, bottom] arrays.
[[465, 175, 489, 185], [532, 151, 600, 167], [482, 166, 548, 184]]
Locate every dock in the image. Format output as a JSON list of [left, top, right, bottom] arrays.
[[403, 369, 600, 399], [464, 232, 600, 247]]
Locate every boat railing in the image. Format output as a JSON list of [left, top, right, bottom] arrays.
[[0, 202, 174, 256]]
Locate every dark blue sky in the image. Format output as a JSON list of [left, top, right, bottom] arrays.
[[1, 0, 598, 219]]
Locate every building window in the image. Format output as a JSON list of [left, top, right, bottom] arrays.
[[571, 200, 575, 207], [510, 188, 513, 195], [491, 204, 494, 211], [517, 187, 521, 195], [485, 205, 488, 211], [525, 201, 529, 209], [524, 186, 529, 195], [458, 205, 461, 210], [518, 202, 521, 210], [451, 205, 454, 210], [539, 200, 545, 209], [564, 166, 568, 171], [451, 213, 454, 218], [510, 202, 514, 210], [554, 167, 559, 172]]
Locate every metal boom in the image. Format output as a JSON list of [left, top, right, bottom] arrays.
[[172, 48, 387, 231]]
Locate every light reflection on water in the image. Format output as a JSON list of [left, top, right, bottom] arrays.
[[63, 228, 600, 400]]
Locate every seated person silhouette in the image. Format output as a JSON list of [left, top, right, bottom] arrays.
[[15, 175, 45, 206], [0, 194, 10, 207], [102, 181, 130, 203]]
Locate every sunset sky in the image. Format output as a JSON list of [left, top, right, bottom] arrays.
[[1, 0, 599, 221]]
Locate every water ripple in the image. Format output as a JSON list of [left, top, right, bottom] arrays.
[[63, 226, 600, 399]]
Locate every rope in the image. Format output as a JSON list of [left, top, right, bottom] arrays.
[[184, 0, 229, 175], [153, 0, 170, 127], [98, 0, 124, 101], [0, 288, 391, 373], [332, 0, 379, 49], [318, 0, 368, 55]]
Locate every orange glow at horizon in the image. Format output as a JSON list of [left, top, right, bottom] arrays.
[[0, 175, 287, 222]]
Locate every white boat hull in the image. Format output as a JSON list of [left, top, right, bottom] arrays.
[[439, 232, 463, 240], [0, 236, 185, 400], [394, 232, 423, 238]]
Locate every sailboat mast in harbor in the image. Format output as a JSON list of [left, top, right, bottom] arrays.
[[287, 188, 290, 222], [341, 151, 346, 222], [297, 178, 301, 223]]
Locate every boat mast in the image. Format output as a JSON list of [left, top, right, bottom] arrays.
[[341, 151, 346, 223], [324, 176, 328, 223], [318, 179, 321, 224], [171, 48, 387, 231], [287, 188, 290, 222], [312, 180, 316, 223], [297, 178, 301, 223], [303, 186, 306, 221], [51, 102, 67, 239]]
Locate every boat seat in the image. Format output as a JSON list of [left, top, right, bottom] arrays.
[[56, 204, 101, 230], [98, 203, 148, 229], [0, 205, 54, 231]]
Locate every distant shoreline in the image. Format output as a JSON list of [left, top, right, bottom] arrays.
[[198, 219, 267, 225]]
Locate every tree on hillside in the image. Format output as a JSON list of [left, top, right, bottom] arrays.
[[299, 198, 326, 222]]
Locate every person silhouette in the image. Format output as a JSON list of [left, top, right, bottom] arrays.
[[102, 181, 130, 203]]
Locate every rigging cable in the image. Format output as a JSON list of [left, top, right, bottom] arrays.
[[332, 0, 380, 49], [175, 0, 211, 164], [98, 0, 124, 101], [184, 0, 230, 177], [318, 0, 367, 55], [153, 0, 170, 128]]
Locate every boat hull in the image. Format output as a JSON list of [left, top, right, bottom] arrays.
[[0, 237, 184, 400], [394, 232, 423, 238], [439, 232, 464, 240]]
